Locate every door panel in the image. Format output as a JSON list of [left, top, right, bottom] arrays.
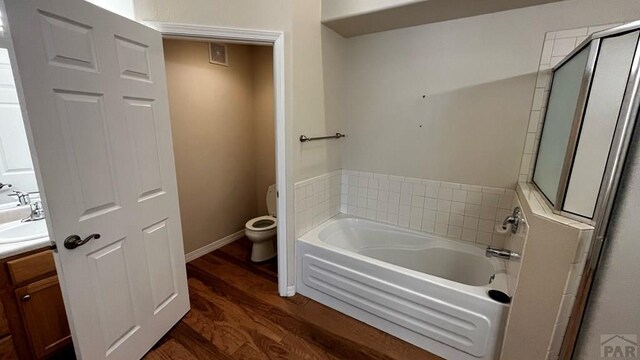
[[53, 90, 122, 219], [4, 0, 189, 359], [86, 239, 140, 353], [38, 11, 98, 72], [123, 98, 165, 201], [142, 220, 178, 314], [114, 36, 152, 81]]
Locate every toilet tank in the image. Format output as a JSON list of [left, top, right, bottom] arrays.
[[266, 184, 277, 216]]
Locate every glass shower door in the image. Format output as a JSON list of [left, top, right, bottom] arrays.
[[532, 46, 591, 206]]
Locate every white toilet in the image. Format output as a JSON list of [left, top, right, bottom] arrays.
[[244, 184, 277, 262]]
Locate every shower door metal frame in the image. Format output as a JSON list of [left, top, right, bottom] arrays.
[[536, 21, 640, 359], [532, 21, 640, 224], [531, 38, 599, 222], [552, 39, 600, 222]]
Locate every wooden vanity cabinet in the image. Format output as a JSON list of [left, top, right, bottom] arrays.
[[15, 276, 71, 358], [0, 248, 72, 359]]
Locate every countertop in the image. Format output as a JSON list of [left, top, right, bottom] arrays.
[[0, 205, 51, 259], [0, 236, 51, 259]]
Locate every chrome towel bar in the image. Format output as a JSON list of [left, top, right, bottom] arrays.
[[299, 132, 346, 142]]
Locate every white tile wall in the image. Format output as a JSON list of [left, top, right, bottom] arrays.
[[517, 23, 624, 360], [504, 194, 528, 297], [544, 228, 593, 360], [341, 170, 515, 247], [518, 185, 592, 360], [294, 170, 341, 236], [515, 182, 594, 360], [519, 23, 622, 183]]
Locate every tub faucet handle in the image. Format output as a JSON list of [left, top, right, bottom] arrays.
[[501, 207, 522, 234]]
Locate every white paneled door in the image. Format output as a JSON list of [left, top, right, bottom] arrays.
[[4, 0, 189, 359]]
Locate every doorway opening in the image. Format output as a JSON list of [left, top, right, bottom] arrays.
[[163, 37, 279, 273], [151, 23, 289, 296]]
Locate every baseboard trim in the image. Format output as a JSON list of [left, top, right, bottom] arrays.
[[185, 230, 245, 263]]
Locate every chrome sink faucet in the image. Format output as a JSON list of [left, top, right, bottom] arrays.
[[8, 190, 44, 222], [23, 201, 45, 222], [9, 190, 31, 206]]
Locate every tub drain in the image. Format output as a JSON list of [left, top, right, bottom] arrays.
[[488, 290, 511, 304]]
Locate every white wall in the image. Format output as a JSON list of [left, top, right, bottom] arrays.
[[85, 0, 135, 19], [322, 0, 420, 20], [339, 0, 640, 190]]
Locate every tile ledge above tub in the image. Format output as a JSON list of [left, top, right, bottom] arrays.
[[517, 182, 594, 231]]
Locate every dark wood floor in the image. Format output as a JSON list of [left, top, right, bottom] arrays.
[[144, 238, 441, 360]]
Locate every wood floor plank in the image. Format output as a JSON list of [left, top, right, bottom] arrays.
[[191, 256, 309, 315], [146, 240, 440, 360], [143, 339, 199, 360], [153, 321, 234, 360], [188, 279, 285, 344], [188, 261, 396, 360], [217, 238, 279, 278], [213, 249, 278, 283], [296, 301, 441, 360], [189, 277, 339, 360]]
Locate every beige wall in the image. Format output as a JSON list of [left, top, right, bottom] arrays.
[[339, 0, 640, 189], [252, 46, 276, 215], [164, 40, 274, 254]]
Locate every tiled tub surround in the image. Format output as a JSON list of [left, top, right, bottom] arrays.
[[341, 170, 515, 248], [517, 183, 593, 360], [504, 194, 528, 297], [500, 183, 594, 360], [294, 170, 342, 236], [518, 23, 622, 182]]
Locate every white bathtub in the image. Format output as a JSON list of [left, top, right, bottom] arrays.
[[296, 215, 509, 360]]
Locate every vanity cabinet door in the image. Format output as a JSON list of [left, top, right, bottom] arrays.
[[15, 276, 71, 359], [0, 336, 18, 359]]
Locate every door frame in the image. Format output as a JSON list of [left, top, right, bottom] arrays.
[[145, 22, 292, 296]]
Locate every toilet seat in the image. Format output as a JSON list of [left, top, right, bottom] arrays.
[[245, 215, 277, 231]]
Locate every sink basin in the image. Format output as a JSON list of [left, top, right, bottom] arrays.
[[0, 220, 48, 243]]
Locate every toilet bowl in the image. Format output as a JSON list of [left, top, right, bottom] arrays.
[[245, 184, 277, 262]]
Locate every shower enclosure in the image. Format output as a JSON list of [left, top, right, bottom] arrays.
[[531, 21, 640, 357]]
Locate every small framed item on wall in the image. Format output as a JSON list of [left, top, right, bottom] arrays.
[[209, 43, 228, 66]]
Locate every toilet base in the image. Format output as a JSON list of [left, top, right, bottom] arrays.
[[251, 238, 276, 262]]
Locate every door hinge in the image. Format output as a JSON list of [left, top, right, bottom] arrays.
[[50, 242, 57, 252], [277, 191, 279, 198]]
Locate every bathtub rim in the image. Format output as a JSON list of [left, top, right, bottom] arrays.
[[298, 213, 510, 301]]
